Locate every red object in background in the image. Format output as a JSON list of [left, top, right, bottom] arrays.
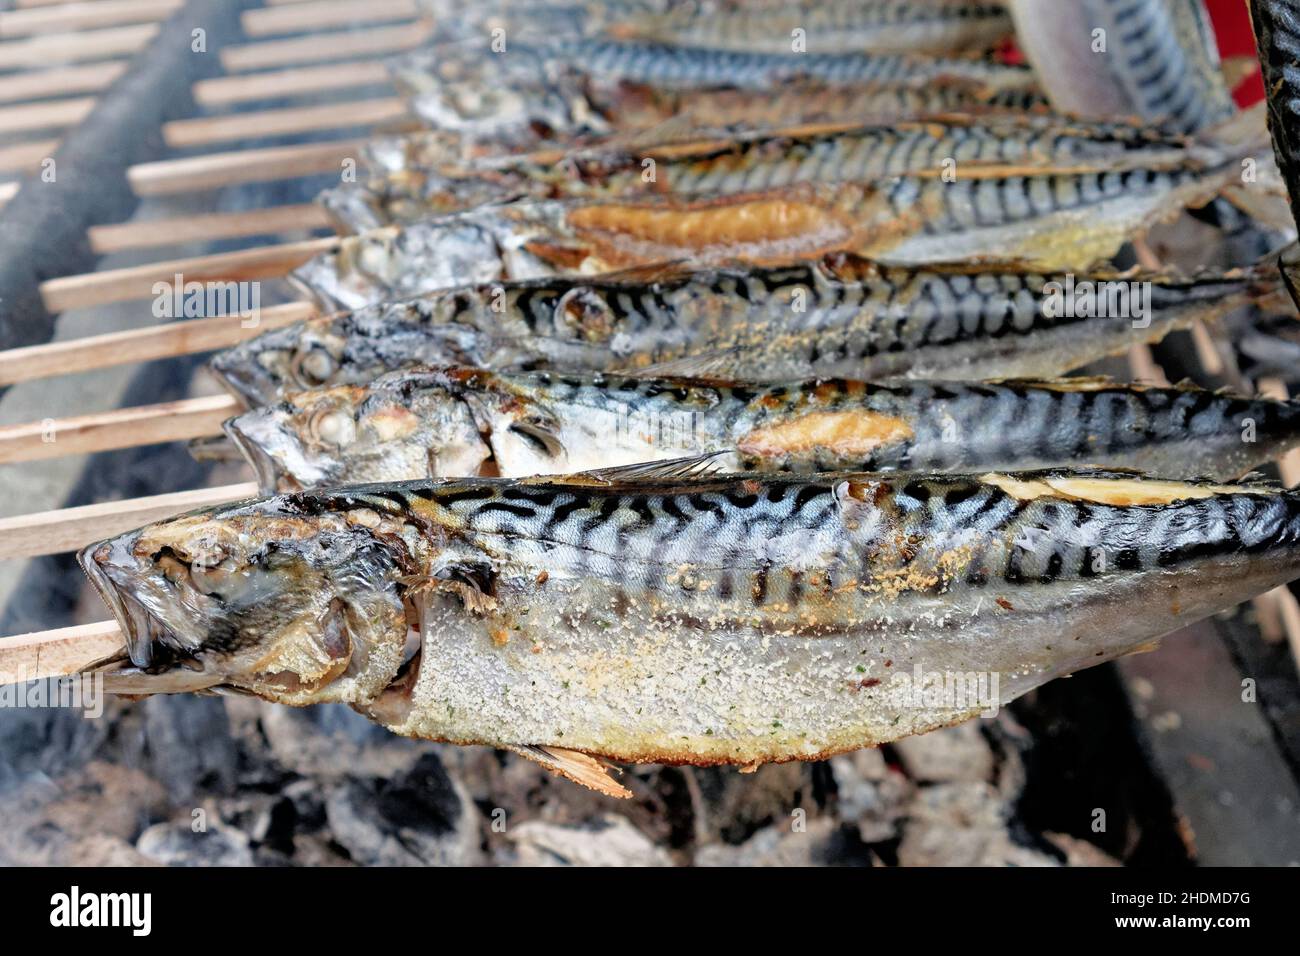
[[1206, 0, 1265, 106]]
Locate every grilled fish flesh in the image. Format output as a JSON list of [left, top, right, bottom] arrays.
[[217, 254, 1269, 406], [79, 467, 1300, 790], [227, 367, 1300, 492], [323, 116, 1189, 229], [296, 160, 1257, 310]]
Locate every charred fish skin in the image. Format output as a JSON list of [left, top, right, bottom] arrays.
[[217, 256, 1264, 407], [227, 368, 1300, 493], [80, 471, 1300, 766], [323, 117, 1192, 226], [1010, 0, 1236, 134]]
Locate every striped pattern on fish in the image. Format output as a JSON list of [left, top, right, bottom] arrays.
[[296, 161, 1245, 310], [217, 255, 1264, 406], [323, 117, 1190, 227], [79, 469, 1300, 771], [227, 366, 1300, 493]]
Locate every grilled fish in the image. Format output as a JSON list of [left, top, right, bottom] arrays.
[[322, 116, 1190, 229], [611, 0, 1014, 55], [295, 161, 1255, 310], [79, 467, 1300, 790], [392, 36, 1036, 144], [1009, 0, 1236, 134], [217, 254, 1268, 407], [227, 367, 1300, 493], [1249, 1, 1300, 305]]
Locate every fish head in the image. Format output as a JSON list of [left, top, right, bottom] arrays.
[[78, 498, 412, 706], [211, 318, 350, 407], [226, 371, 491, 492]]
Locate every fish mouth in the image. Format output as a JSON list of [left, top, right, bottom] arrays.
[[224, 416, 286, 494], [77, 539, 167, 669]]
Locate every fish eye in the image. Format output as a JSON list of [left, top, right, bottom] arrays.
[[310, 408, 356, 447], [292, 346, 338, 388]]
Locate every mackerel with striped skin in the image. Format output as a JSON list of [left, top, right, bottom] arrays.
[[227, 368, 1300, 492], [295, 163, 1252, 310], [219, 255, 1264, 406], [392, 36, 1036, 146], [323, 116, 1189, 229], [1250, 0, 1300, 307], [616, 0, 1013, 55], [78, 469, 1300, 787], [1010, 0, 1235, 135]]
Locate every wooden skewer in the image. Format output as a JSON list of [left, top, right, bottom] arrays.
[[0, 621, 124, 687], [0, 302, 316, 387], [0, 60, 127, 105], [89, 203, 333, 253], [0, 95, 95, 136], [162, 96, 410, 149], [0, 0, 181, 37], [0, 482, 259, 561], [220, 20, 432, 72], [241, 0, 417, 37], [0, 395, 241, 464], [192, 59, 392, 107], [0, 23, 158, 70], [128, 138, 367, 195], [40, 236, 339, 312], [0, 138, 58, 175]]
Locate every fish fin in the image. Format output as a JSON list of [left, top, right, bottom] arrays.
[[505, 744, 632, 798], [1196, 101, 1270, 155], [400, 562, 498, 616], [544, 452, 731, 487], [615, 348, 741, 379]]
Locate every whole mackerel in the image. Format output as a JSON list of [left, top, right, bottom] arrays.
[[392, 36, 1036, 145], [79, 468, 1300, 792], [323, 116, 1189, 230], [296, 160, 1259, 310], [218, 254, 1269, 406], [226, 366, 1300, 492]]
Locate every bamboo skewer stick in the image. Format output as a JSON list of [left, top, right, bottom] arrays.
[[0, 23, 158, 70], [88, 203, 333, 253], [0, 138, 58, 175], [241, 0, 417, 37], [128, 138, 366, 195], [0, 302, 315, 386], [0, 394, 242, 464], [219, 20, 432, 72], [0, 482, 259, 561], [162, 96, 410, 148], [192, 59, 392, 107], [0, 621, 124, 686], [0, 0, 181, 37], [0, 95, 96, 136], [40, 236, 339, 312], [0, 60, 127, 105]]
